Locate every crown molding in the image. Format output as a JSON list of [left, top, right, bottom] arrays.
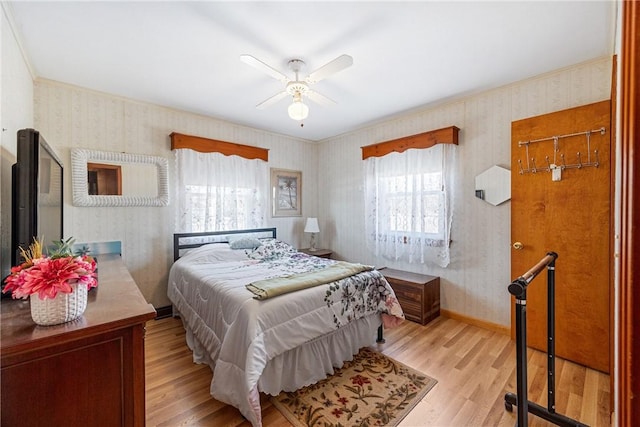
[[1, 1, 36, 80]]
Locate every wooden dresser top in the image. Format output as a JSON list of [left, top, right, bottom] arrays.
[[1, 254, 156, 357]]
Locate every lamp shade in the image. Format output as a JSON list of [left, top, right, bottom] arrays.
[[304, 217, 320, 233], [288, 100, 309, 121]]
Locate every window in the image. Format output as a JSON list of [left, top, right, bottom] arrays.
[[382, 172, 444, 238], [182, 185, 262, 232], [175, 150, 267, 232], [364, 144, 456, 267]]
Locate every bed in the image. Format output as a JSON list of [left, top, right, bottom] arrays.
[[167, 228, 404, 427]]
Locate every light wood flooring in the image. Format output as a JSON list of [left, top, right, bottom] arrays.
[[145, 316, 610, 426]]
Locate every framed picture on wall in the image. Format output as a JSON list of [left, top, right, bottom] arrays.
[[271, 168, 302, 217]]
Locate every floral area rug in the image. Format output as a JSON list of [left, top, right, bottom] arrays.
[[270, 348, 437, 427]]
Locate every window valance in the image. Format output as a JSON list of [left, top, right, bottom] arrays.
[[361, 126, 459, 160], [170, 132, 269, 162]]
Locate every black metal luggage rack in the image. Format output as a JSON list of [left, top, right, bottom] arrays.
[[504, 252, 588, 427]]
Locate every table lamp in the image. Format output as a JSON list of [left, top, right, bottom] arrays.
[[304, 217, 320, 251]]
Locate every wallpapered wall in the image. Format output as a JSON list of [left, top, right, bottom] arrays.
[[1, 7, 35, 280], [318, 56, 613, 328], [3, 7, 612, 323], [32, 80, 319, 307]]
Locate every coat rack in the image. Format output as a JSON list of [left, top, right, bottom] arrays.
[[504, 252, 588, 427], [517, 127, 605, 181]]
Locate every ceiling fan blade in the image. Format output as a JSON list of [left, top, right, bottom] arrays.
[[307, 90, 336, 107], [306, 54, 353, 84], [240, 54, 289, 83], [256, 91, 288, 109]]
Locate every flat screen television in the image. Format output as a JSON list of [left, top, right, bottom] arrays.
[[11, 128, 64, 266]]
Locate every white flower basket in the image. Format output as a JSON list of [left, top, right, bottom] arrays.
[[30, 282, 88, 326]]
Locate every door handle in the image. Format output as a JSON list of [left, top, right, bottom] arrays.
[[513, 242, 524, 250]]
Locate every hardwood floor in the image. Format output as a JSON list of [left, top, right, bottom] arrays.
[[145, 316, 610, 426]]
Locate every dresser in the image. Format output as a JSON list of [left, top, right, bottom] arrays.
[[1, 254, 156, 427], [380, 268, 440, 325]]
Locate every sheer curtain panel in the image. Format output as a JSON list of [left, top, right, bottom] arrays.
[[364, 144, 456, 267], [175, 149, 268, 232]]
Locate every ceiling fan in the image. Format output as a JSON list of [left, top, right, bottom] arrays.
[[240, 54, 353, 121]]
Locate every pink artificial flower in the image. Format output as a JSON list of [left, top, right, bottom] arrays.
[[3, 264, 28, 297], [3, 255, 97, 300]]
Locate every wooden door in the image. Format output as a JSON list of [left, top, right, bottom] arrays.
[[511, 100, 611, 373]]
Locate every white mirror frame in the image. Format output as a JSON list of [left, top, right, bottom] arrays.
[[71, 148, 169, 207]]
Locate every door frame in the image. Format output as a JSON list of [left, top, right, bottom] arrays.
[[618, 0, 639, 425]]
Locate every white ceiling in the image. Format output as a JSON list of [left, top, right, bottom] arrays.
[[6, 1, 616, 142]]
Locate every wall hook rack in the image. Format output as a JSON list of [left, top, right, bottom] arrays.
[[517, 127, 605, 180]]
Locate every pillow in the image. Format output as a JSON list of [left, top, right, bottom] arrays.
[[229, 237, 263, 250], [179, 243, 250, 263]]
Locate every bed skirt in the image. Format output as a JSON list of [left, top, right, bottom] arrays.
[[179, 310, 381, 424], [256, 314, 380, 394]]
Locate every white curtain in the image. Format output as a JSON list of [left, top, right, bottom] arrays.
[[175, 149, 268, 232], [364, 144, 456, 267]]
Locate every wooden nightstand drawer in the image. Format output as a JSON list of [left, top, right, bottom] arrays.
[[381, 268, 440, 325]]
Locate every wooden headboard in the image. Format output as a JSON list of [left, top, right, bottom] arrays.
[[173, 228, 277, 261]]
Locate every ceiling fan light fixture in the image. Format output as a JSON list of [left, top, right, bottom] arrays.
[[241, 54, 353, 122], [288, 99, 309, 121]]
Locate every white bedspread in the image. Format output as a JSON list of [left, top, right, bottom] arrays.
[[167, 241, 404, 426]]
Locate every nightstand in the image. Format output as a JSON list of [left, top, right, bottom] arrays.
[[380, 268, 440, 325], [298, 248, 332, 259]]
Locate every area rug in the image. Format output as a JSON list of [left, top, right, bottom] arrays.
[[271, 348, 437, 427]]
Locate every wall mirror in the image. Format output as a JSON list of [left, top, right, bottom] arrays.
[[71, 149, 169, 207], [475, 165, 511, 206]]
